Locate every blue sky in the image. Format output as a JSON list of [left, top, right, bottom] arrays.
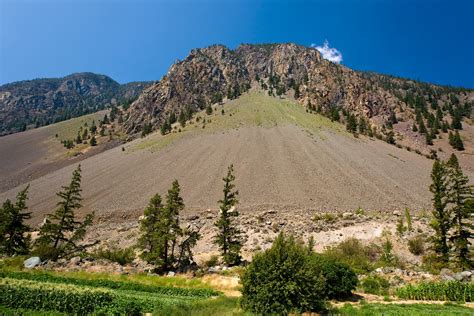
[[1, 0, 473, 88]]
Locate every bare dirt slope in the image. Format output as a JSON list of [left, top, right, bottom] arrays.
[[0, 111, 108, 192], [0, 92, 463, 224]]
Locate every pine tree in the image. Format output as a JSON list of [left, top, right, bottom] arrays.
[[452, 131, 464, 150], [346, 114, 357, 133], [214, 165, 242, 266], [178, 111, 186, 127], [35, 165, 95, 260], [138, 194, 166, 267], [89, 136, 97, 146], [419, 119, 427, 134], [446, 154, 473, 268], [206, 104, 213, 115], [429, 160, 451, 263], [0, 186, 31, 255], [138, 181, 199, 272]]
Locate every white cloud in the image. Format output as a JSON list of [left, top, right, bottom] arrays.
[[311, 40, 343, 64]]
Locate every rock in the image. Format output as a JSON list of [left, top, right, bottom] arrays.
[[266, 221, 272, 225], [69, 256, 82, 265], [454, 271, 472, 281], [187, 215, 199, 221], [167, 271, 176, 277], [342, 212, 353, 219], [208, 266, 220, 273], [440, 268, 455, 281], [392, 210, 401, 216], [24, 257, 41, 269]]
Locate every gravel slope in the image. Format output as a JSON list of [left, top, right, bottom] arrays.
[[0, 93, 458, 224]]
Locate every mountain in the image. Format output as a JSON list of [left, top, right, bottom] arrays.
[[0, 72, 152, 136], [125, 43, 473, 156]]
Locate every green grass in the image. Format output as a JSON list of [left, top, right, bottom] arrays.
[[49, 110, 108, 142], [336, 303, 474, 316], [396, 281, 474, 302], [132, 91, 346, 152]]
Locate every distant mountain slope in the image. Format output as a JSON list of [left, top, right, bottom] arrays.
[[0, 73, 152, 135], [1, 92, 449, 224], [125, 43, 473, 158]]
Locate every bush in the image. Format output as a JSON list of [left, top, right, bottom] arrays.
[[361, 275, 390, 295], [91, 246, 135, 265], [324, 238, 377, 273], [310, 254, 358, 299], [204, 255, 219, 268], [241, 233, 327, 314], [408, 235, 425, 256], [396, 281, 474, 302]]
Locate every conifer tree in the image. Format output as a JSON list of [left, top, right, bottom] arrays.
[[35, 165, 95, 260], [429, 160, 451, 263], [0, 186, 31, 255], [346, 114, 357, 133], [164, 180, 184, 266], [214, 165, 242, 266], [90, 135, 97, 146], [138, 194, 166, 267], [446, 154, 473, 268]]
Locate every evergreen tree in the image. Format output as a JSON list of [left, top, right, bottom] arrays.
[[138, 181, 199, 272], [206, 104, 213, 115], [429, 160, 451, 263], [214, 165, 242, 266], [446, 154, 473, 268], [138, 194, 166, 267], [76, 132, 82, 144], [346, 114, 357, 133], [450, 131, 464, 150], [178, 111, 186, 127], [294, 83, 300, 99], [0, 186, 31, 255], [418, 119, 427, 134], [89, 136, 97, 146], [412, 123, 418, 132], [35, 165, 95, 260]]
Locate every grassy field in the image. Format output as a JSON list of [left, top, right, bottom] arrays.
[[133, 90, 345, 152], [1, 263, 473, 315], [50, 110, 109, 142]]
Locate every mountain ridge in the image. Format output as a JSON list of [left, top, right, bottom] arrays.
[[0, 72, 153, 136]]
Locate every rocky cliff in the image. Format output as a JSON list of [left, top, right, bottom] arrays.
[[124, 43, 473, 152]]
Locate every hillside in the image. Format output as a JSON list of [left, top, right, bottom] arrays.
[[125, 43, 473, 159], [0, 72, 151, 135], [1, 91, 461, 225]]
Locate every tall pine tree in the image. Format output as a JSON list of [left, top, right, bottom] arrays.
[[35, 165, 95, 260], [446, 154, 473, 268], [0, 186, 31, 255], [429, 160, 451, 263], [214, 164, 242, 266]]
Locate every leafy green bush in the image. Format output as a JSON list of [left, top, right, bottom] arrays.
[[396, 281, 474, 302], [0, 271, 219, 298], [91, 246, 135, 265], [241, 233, 327, 314], [324, 238, 378, 273], [361, 275, 390, 295], [310, 254, 358, 299]]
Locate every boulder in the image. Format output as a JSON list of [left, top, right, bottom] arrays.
[[69, 256, 82, 265], [167, 271, 176, 277], [24, 257, 41, 269], [342, 212, 353, 219], [392, 210, 401, 216]]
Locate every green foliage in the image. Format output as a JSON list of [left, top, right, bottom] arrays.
[[241, 233, 327, 314], [206, 104, 213, 115], [0, 279, 114, 315], [214, 165, 242, 266], [408, 235, 425, 256], [446, 154, 473, 268], [336, 302, 474, 315], [309, 254, 358, 299], [324, 238, 378, 273], [138, 181, 200, 272], [0, 271, 219, 298], [396, 281, 474, 302], [34, 165, 95, 260], [449, 130, 464, 150], [91, 246, 135, 265], [405, 208, 413, 231], [396, 216, 406, 236], [361, 275, 390, 295], [429, 160, 450, 263], [89, 135, 97, 146], [346, 114, 358, 133], [142, 122, 153, 137], [0, 186, 31, 256]]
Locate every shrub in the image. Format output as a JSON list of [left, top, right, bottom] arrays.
[[91, 246, 135, 265], [241, 233, 327, 314], [361, 275, 390, 295], [324, 238, 376, 273], [310, 254, 358, 299], [408, 235, 425, 256], [396, 281, 474, 302], [204, 255, 219, 268]]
